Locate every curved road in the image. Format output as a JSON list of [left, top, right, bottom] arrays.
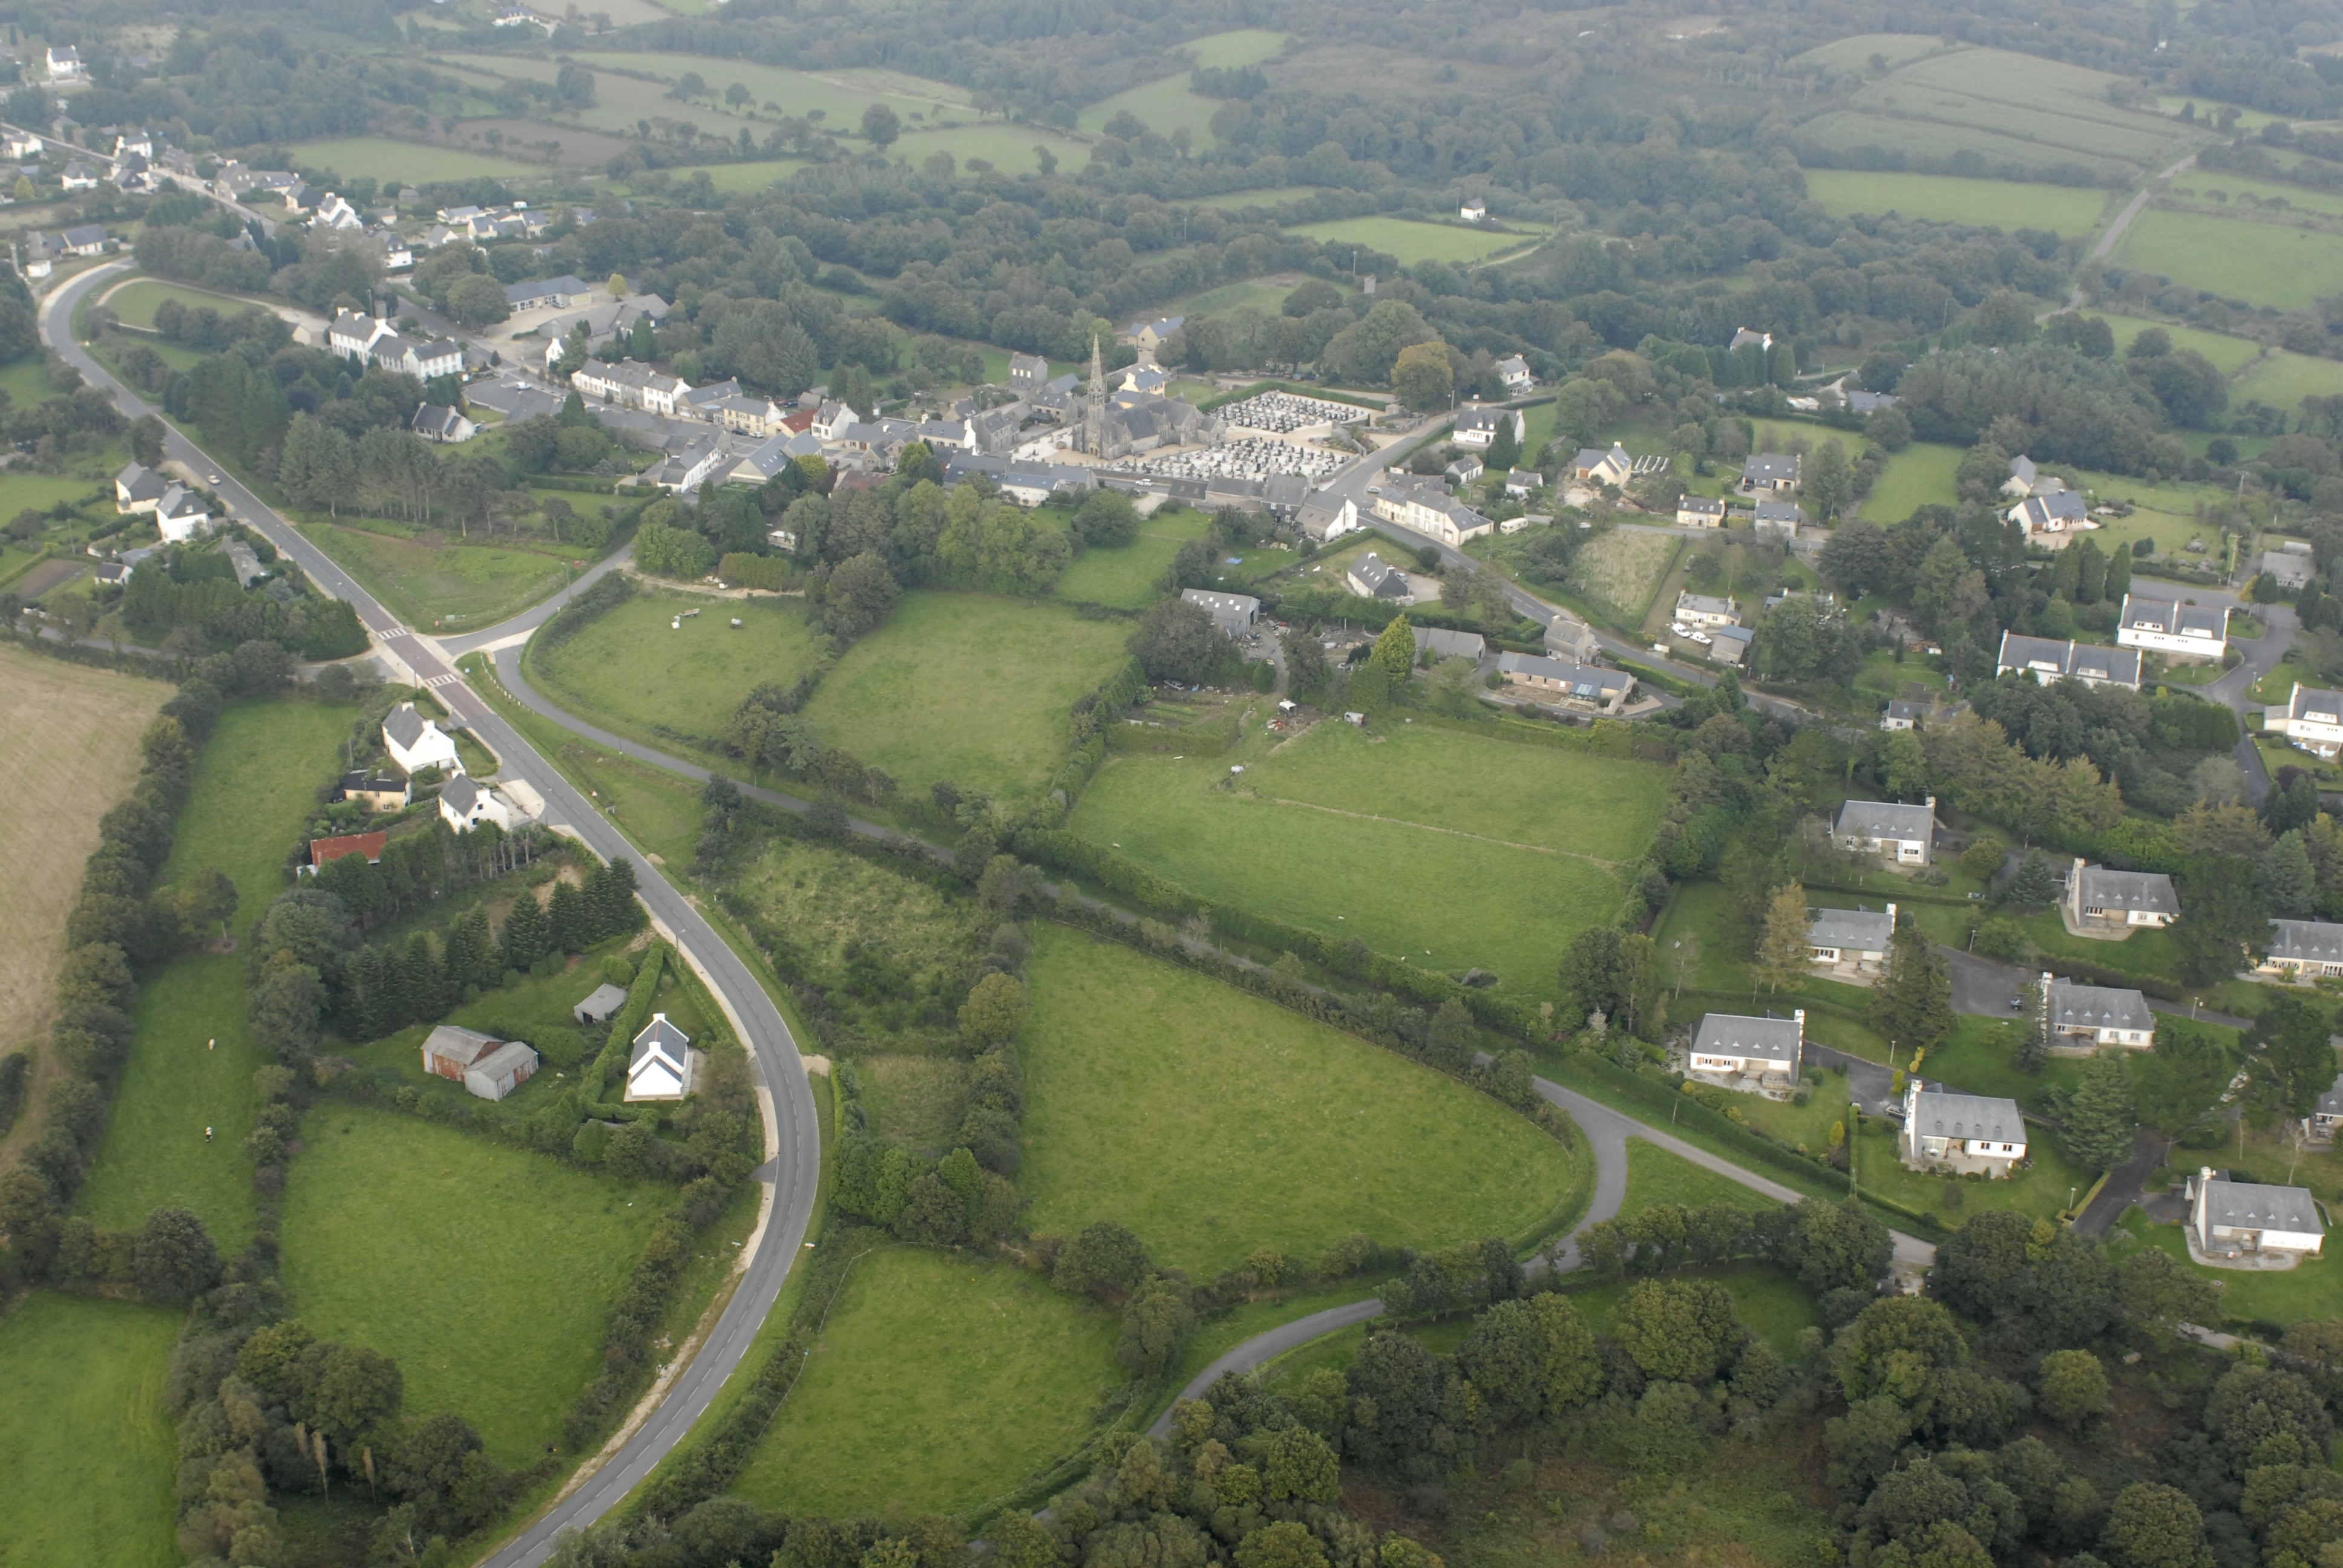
[[43, 263, 824, 1567]]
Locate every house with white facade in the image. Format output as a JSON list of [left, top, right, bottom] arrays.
[[2066, 860, 2179, 932], [1902, 1081, 2027, 1177], [1451, 403, 1527, 451], [46, 45, 82, 79], [1459, 197, 1488, 221], [1739, 452, 1800, 494], [383, 701, 463, 777], [153, 485, 211, 543], [1833, 797, 1936, 866], [439, 775, 514, 834], [1676, 496, 1725, 528], [2268, 682, 2343, 760], [411, 403, 475, 443], [2188, 1169, 2325, 1262], [626, 1013, 696, 1101], [376, 334, 465, 382], [115, 462, 167, 514], [1688, 1010, 1802, 1096], [327, 310, 400, 362], [1674, 591, 1738, 629], [572, 358, 689, 416], [1373, 477, 1493, 546], [2257, 918, 2343, 982], [1996, 632, 2142, 691], [2043, 975, 2156, 1050], [1808, 904, 1895, 974], [1570, 443, 1632, 487], [2009, 489, 2091, 548], [1495, 354, 1533, 394], [2116, 593, 2226, 662]]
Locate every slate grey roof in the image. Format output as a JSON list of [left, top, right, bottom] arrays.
[[1180, 589, 1259, 632], [2267, 919, 2343, 965], [2263, 550, 2313, 584], [1884, 699, 1930, 722], [2017, 490, 2088, 528], [1693, 1013, 1802, 1060], [574, 982, 628, 1022], [1350, 552, 1411, 597], [1412, 627, 1486, 662], [384, 704, 428, 750], [2046, 977, 2155, 1033], [2199, 1177, 2324, 1236], [2119, 593, 2225, 640], [631, 1012, 691, 1062], [1753, 498, 1805, 525], [1835, 799, 1935, 843], [116, 461, 165, 501], [422, 1023, 502, 1068], [1742, 452, 1799, 484], [1910, 1086, 2025, 1145], [1807, 907, 1893, 953], [1497, 652, 1628, 694], [441, 774, 485, 814], [2280, 684, 2343, 724], [2009, 454, 2037, 488], [1997, 632, 2142, 687], [2318, 1074, 2343, 1119], [2073, 864, 2179, 917]]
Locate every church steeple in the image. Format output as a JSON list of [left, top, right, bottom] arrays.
[[1083, 333, 1106, 456]]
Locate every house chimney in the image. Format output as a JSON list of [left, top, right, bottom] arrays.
[[1792, 1008, 1804, 1034], [1924, 795, 1935, 810], [1886, 902, 1897, 924]]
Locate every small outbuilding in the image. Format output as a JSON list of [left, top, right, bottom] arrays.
[[421, 1024, 540, 1102], [573, 983, 629, 1026]]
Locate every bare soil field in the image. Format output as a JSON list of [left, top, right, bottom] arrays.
[[0, 641, 169, 1142], [459, 119, 634, 169]]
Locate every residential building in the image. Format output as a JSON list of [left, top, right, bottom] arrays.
[[2066, 859, 2180, 931], [1495, 653, 1632, 713], [1495, 354, 1533, 394], [730, 428, 823, 486], [2002, 454, 2039, 498], [1, 129, 41, 160], [571, 358, 690, 416], [2044, 975, 2156, 1050], [1902, 1080, 2027, 1177], [303, 829, 387, 875], [1008, 352, 1050, 396], [1994, 632, 2141, 691], [421, 1024, 540, 1102], [1347, 551, 1414, 603], [1674, 591, 1738, 629], [1181, 589, 1260, 638], [1120, 315, 1184, 354], [153, 485, 211, 543], [1739, 452, 1800, 494], [114, 461, 167, 514], [2188, 1168, 2325, 1259], [1570, 443, 1632, 487], [1504, 469, 1539, 498], [1544, 616, 1601, 664], [1459, 197, 1488, 221], [1676, 496, 1725, 528], [1834, 797, 1936, 866], [1373, 477, 1493, 546], [2258, 918, 2343, 982], [651, 436, 730, 494], [59, 223, 108, 255], [1413, 627, 1487, 664], [376, 335, 465, 382], [1729, 327, 1772, 354], [2116, 593, 2226, 661], [328, 309, 399, 362], [1443, 454, 1483, 487], [383, 701, 463, 777], [58, 162, 97, 192], [1752, 498, 1804, 540], [2008, 489, 2091, 548], [504, 274, 591, 311], [336, 771, 410, 811], [45, 45, 82, 79], [573, 984, 629, 1026], [1880, 699, 1931, 732], [1808, 905, 1895, 972], [2269, 682, 2343, 760], [310, 192, 362, 230], [222, 538, 264, 589], [627, 1013, 696, 1100], [439, 775, 514, 834], [93, 561, 130, 587], [1688, 1010, 1802, 1095], [2262, 550, 2313, 592], [411, 403, 475, 443], [1452, 403, 1527, 451], [2308, 1074, 2343, 1143]]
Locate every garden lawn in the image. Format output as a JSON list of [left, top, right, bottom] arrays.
[[0, 1293, 182, 1568], [1620, 1138, 1784, 1216], [1850, 1114, 2097, 1227], [76, 700, 355, 1251], [2115, 207, 2343, 312], [1055, 511, 1209, 609], [729, 1247, 1124, 1517], [2108, 1207, 2340, 1325], [1861, 442, 1964, 521], [1800, 171, 2111, 236], [280, 1104, 670, 1465], [798, 590, 1130, 800], [532, 589, 824, 752], [1018, 927, 1590, 1275], [300, 520, 580, 631], [1288, 216, 1544, 267], [289, 136, 542, 181]]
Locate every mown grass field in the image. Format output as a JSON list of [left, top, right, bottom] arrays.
[[658, 158, 810, 193], [76, 700, 355, 1250], [1800, 170, 2112, 235], [0, 643, 168, 1065], [2117, 207, 2343, 311], [289, 135, 543, 181], [1619, 1138, 1784, 1217], [532, 588, 825, 751], [280, 1104, 671, 1465], [1843, 47, 2196, 169], [1790, 31, 1947, 73], [1289, 215, 1544, 267], [2167, 171, 2343, 223], [1055, 509, 1208, 609], [1187, 27, 1289, 67], [300, 520, 583, 630], [0, 1293, 182, 1568], [1861, 441, 1963, 520], [102, 277, 273, 329], [798, 590, 1131, 800], [1018, 927, 1592, 1275], [730, 1247, 1125, 1518], [2094, 312, 2266, 373], [1069, 721, 1659, 995], [2232, 348, 2343, 412], [1080, 74, 1227, 148]]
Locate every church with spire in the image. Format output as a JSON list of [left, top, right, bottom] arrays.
[[1071, 330, 1221, 460]]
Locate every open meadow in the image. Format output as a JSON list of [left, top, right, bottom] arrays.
[[102, 277, 278, 329], [2232, 348, 2343, 412], [1567, 524, 1679, 627], [1080, 74, 1226, 148], [75, 699, 356, 1251], [1289, 215, 1544, 267], [798, 590, 1131, 801], [288, 135, 545, 182], [1067, 720, 1660, 995], [1018, 926, 1591, 1275], [2166, 170, 2343, 223], [300, 520, 584, 631], [531, 588, 825, 753], [657, 158, 810, 194], [729, 1247, 1124, 1518], [2093, 312, 2266, 373], [1619, 1138, 1784, 1217], [1054, 509, 1208, 609], [280, 1103, 671, 1465], [1800, 170, 2112, 235], [0, 644, 168, 1065], [1861, 442, 1962, 520], [2117, 207, 2343, 311], [0, 1293, 182, 1568]]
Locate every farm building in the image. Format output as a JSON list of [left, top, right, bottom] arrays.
[[421, 1025, 540, 1102], [2187, 1169, 2325, 1261], [384, 703, 463, 777], [337, 771, 411, 811], [2043, 975, 2155, 1050], [1807, 904, 1893, 974], [626, 1013, 696, 1101], [1901, 1081, 2027, 1177], [303, 830, 387, 875], [573, 983, 629, 1025], [1688, 1010, 1801, 1096], [1833, 798, 1935, 866], [2065, 860, 2178, 932], [2257, 919, 2343, 982], [1181, 589, 1261, 638]]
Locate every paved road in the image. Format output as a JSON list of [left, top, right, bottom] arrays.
[[440, 543, 641, 656], [44, 263, 825, 1567], [1945, 945, 2249, 1029], [2074, 1129, 2168, 1236], [2206, 604, 2296, 806]]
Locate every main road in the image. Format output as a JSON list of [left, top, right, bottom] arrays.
[[44, 261, 824, 1567]]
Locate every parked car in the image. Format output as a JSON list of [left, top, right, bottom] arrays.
[[1688, 630, 1712, 645]]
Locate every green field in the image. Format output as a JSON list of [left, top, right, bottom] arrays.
[[1842, 48, 2197, 169], [2232, 348, 2343, 412], [1185, 28, 1289, 67], [890, 122, 1087, 177], [1018, 927, 1591, 1275], [77, 700, 355, 1250], [2094, 312, 2266, 374], [0, 1294, 181, 1568], [1801, 170, 2111, 235], [1054, 509, 1208, 609], [658, 158, 810, 193], [2167, 171, 2343, 223], [730, 1247, 1124, 1517], [1080, 74, 1227, 148], [289, 135, 543, 182], [1791, 31, 1948, 73], [2108, 1207, 2339, 1324], [1290, 216, 1544, 267], [301, 520, 582, 630], [1619, 1138, 1784, 1217], [103, 277, 274, 329], [532, 588, 825, 751], [1165, 275, 1308, 318], [798, 590, 1131, 800], [1861, 441, 1964, 520], [1795, 113, 2138, 183], [1069, 719, 1659, 995], [280, 1104, 670, 1465], [2117, 207, 2343, 311], [1195, 186, 1337, 209]]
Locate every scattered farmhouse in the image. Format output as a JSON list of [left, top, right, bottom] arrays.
[[1495, 654, 1631, 713], [1807, 904, 1895, 975], [2116, 594, 2225, 662], [439, 775, 514, 834], [115, 462, 168, 514], [1901, 1080, 2027, 1177], [2065, 859, 2178, 932], [1833, 797, 1935, 866], [2267, 682, 2343, 760], [2258, 919, 2343, 982], [1995, 632, 2142, 691], [383, 702, 463, 777], [626, 1013, 696, 1101], [2187, 1168, 2325, 1263], [572, 983, 629, 1026], [1687, 1010, 1801, 1097], [1459, 197, 1488, 221], [1181, 589, 1260, 638], [2043, 975, 2156, 1050], [1570, 443, 1632, 487], [421, 1024, 540, 1102]]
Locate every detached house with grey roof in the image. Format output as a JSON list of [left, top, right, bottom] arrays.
[[1688, 1010, 1802, 1097], [2257, 918, 2343, 982], [1738, 452, 1800, 494], [1996, 632, 2141, 691], [2043, 974, 2156, 1050], [1902, 1080, 2027, 1177], [1808, 904, 1895, 974], [2065, 859, 2178, 933], [1495, 653, 1631, 713], [2117, 593, 2226, 662], [1347, 551, 1415, 604], [1834, 798, 1936, 866], [2188, 1168, 2325, 1261], [2307, 1074, 2343, 1143]]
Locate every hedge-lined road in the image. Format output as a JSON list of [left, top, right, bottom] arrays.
[[45, 261, 825, 1568]]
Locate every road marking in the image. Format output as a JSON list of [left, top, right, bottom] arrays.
[[422, 673, 461, 688]]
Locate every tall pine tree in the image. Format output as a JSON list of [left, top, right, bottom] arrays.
[[399, 931, 444, 1025], [546, 878, 587, 957], [1869, 923, 1953, 1057], [2060, 1047, 2140, 1171], [500, 890, 550, 973]]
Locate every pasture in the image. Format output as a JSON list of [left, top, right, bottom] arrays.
[[2094, 312, 2265, 373], [2167, 171, 2343, 224], [1791, 31, 1947, 74], [891, 123, 1088, 177], [1861, 441, 1963, 520], [1080, 74, 1226, 148], [1067, 722, 1658, 995], [531, 589, 825, 753], [0, 1293, 181, 1568], [1800, 170, 2111, 236], [657, 158, 809, 194], [300, 520, 581, 630], [289, 135, 543, 182], [102, 277, 274, 328], [730, 1247, 1124, 1518], [1289, 215, 1544, 267], [1186, 28, 1289, 67], [1794, 113, 2137, 184], [0, 643, 167, 1063], [1850, 48, 2197, 168], [76, 700, 356, 1250], [2232, 348, 2343, 412], [2117, 207, 2343, 311], [280, 1104, 671, 1465], [798, 590, 1132, 800], [1054, 509, 1209, 609], [1018, 927, 1591, 1275]]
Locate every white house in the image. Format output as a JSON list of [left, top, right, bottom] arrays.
[[1674, 591, 1738, 629], [2309, 1074, 2343, 1143], [2258, 918, 2343, 982], [411, 403, 476, 443], [2116, 593, 2226, 662], [1374, 477, 1494, 546], [2066, 859, 2179, 931], [377, 334, 465, 382], [1739, 452, 1800, 494], [45, 45, 82, 79], [2188, 1169, 2325, 1261], [59, 163, 97, 193], [153, 485, 211, 543], [2008, 489, 2091, 548], [626, 1012, 696, 1101], [2043, 975, 2156, 1050], [310, 192, 363, 231], [1570, 443, 1632, 487], [1834, 797, 1936, 866], [439, 774, 514, 834], [1996, 632, 2142, 692], [1495, 354, 1533, 394], [1452, 404, 1526, 451], [1460, 197, 1488, 221], [115, 462, 167, 514], [652, 436, 730, 493], [572, 358, 690, 417], [383, 701, 464, 777], [327, 309, 399, 362], [2269, 682, 2343, 760], [1676, 496, 1725, 528], [1902, 1081, 2027, 1177], [1688, 1010, 1802, 1096], [1808, 904, 1895, 973]]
